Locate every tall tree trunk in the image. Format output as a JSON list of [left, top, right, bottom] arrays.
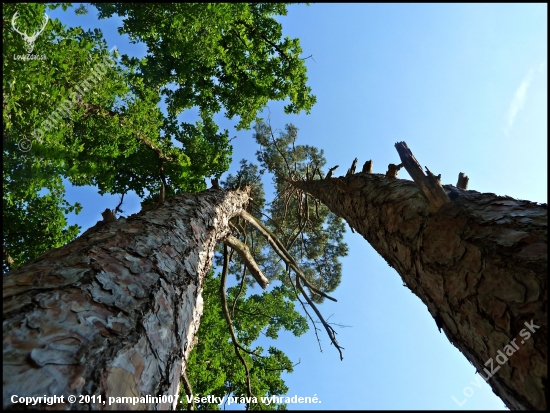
[[3, 187, 250, 410], [292, 173, 547, 410]]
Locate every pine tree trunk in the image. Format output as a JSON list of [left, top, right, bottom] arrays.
[[3, 187, 250, 410], [292, 174, 547, 410]]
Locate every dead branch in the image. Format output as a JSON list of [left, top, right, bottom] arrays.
[[385, 163, 403, 178], [229, 266, 246, 318], [211, 177, 220, 189], [224, 235, 269, 289], [296, 277, 344, 360], [238, 211, 337, 302], [287, 268, 324, 353], [227, 250, 243, 319], [286, 193, 309, 250], [114, 193, 125, 215], [325, 165, 339, 180], [394, 141, 450, 212], [346, 158, 358, 177]]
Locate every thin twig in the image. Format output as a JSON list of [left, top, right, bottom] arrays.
[[288, 268, 323, 353], [270, 128, 295, 179], [296, 277, 344, 360], [232, 266, 247, 315], [114, 193, 125, 215], [220, 244, 257, 404]]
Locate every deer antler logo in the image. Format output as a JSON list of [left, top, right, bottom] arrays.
[[11, 11, 49, 54]]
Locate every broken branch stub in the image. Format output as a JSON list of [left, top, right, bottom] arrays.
[[346, 158, 358, 177], [362, 160, 373, 174], [394, 141, 450, 212], [325, 165, 339, 180], [385, 163, 403, 179], [457, 172, 469, 190]]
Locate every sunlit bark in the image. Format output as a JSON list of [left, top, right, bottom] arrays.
[[3, 188, 250, 410]]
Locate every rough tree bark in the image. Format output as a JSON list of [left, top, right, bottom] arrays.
[[3, 187, 250, 410], [291, 150, 547, 410]]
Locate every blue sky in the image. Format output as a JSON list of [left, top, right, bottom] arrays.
[[36, 3, 547, 410]]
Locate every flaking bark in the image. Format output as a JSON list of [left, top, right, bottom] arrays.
[[292, 173, 547, 410], [3, 187, 251, 410]]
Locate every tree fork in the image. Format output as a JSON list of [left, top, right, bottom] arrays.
[[291, 143, 547, 410], [3, 187, 251, 410]]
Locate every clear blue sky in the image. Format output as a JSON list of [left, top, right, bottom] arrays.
[[42, 3, 547, 410]]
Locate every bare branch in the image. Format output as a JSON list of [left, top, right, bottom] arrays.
[[227, 250, 244, 319], [220, 244, 256, 403], [346, 158, 358, 177], [238, 210, 337, 302], [395, 141, 450, 212], [224, 235, 269, 289], [286, 210, 307, 251], [181, 369, 195, 410], [287, 269, 324, 353], [362, 160, 373, 174], [296, 277, 344, 360], [248, 204, 285, 238], [385, 163, 403, 178], [114, 193, 125, 215], [325, 165, 339, 180]]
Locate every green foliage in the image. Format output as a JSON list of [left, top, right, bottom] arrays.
[[3, 2, 109, 270], [3, 3, 346, 408], [93, 3, 316, 129], [254, 121, 349, 303], [3, 139, 82, 273], [195, 125, 348, 408], [181, 270, 308, 410], [74, 4, 88, 15], [3, 3, 315, 271]]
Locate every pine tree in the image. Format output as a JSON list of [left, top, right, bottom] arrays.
[[3, 4, 346, 410], [285, 141, 547, 410]]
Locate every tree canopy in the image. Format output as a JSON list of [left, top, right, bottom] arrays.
[[3, 2, 316, 271], [3, 3, 348, 410]]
